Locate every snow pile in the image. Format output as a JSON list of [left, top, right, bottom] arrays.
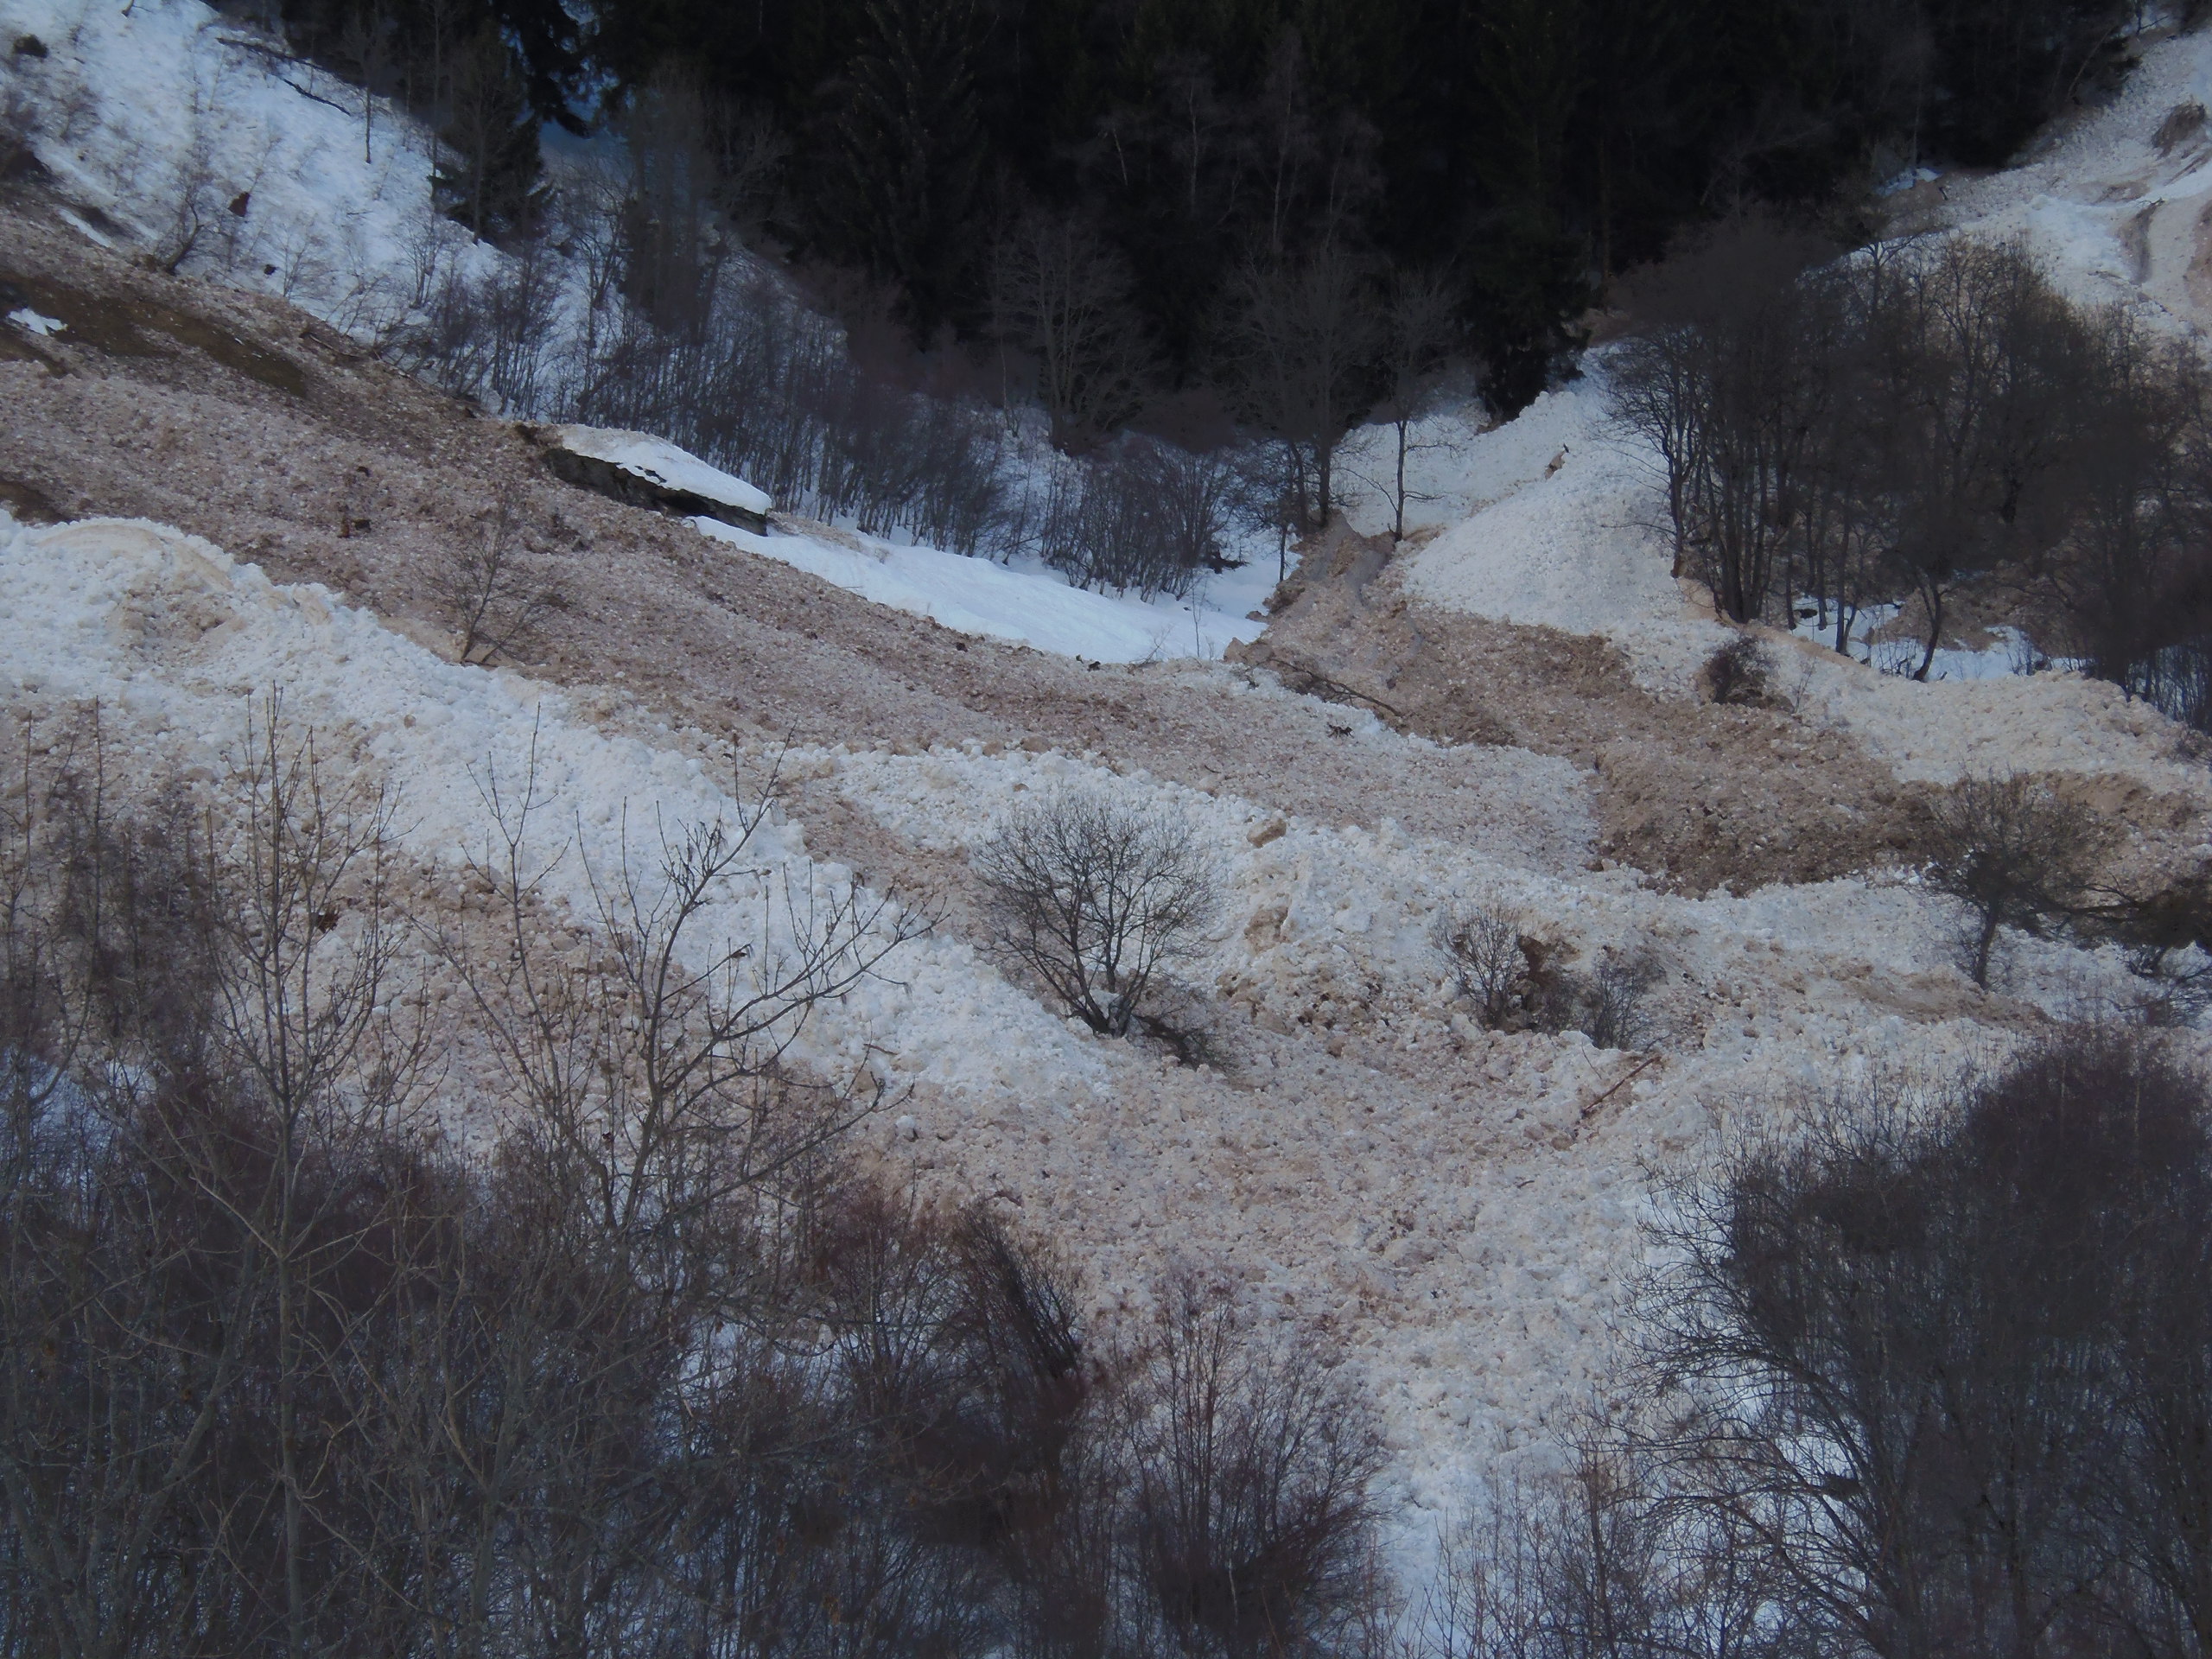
[[549, 425, 773, 518], [0, 512, 1096, 1100], [694, 516, 1272, 664], [1926, 15, 2212, 333]]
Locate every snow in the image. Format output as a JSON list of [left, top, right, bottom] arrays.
[[0, 508, 2183, 1519], [549, 424, 772, 518], [0, 0, 1274, 664], [1918, 15, 2212, 332], [0, 0, 501, 337], [13, 0, 2212, 1582], [693, 515, 1272, 664]]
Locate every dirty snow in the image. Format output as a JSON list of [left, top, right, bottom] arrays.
[[0, 508, 2182, 1519]]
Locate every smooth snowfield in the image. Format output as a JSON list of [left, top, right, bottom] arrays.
[[694, 516, 1270, 664]]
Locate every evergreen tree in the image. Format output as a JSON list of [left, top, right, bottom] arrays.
[[434, 25, 545, 242], [807, 0, 991, 342]]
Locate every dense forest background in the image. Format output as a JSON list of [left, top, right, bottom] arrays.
[[269, 0, 2152, 418]]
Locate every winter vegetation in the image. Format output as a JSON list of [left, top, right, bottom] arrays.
[[13, 0, 2212, 1654]]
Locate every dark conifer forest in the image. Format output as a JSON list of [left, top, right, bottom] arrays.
[[271, 0, 2146, 412]]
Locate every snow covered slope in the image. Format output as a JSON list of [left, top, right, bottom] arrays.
[[1919, 14, 2212, 331], [1, 506, 2183, 1516], [0, 0, 496, 333], [694, 515, 1269, 664], [0, 0, 1269, 664]]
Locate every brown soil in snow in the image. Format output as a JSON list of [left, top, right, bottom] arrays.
[[0, 200, 1587, 879], [1232, 524, 1942, 893]]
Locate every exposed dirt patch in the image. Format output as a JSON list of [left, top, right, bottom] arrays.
[[0, 200, 1592, 879], [0, 473, 58, 522], [1234, 525, 1938, 893], [0, 262, 310, 394]]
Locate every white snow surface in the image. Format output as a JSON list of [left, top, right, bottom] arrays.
[[695, 516, 1271, 664], [0, 0, 505, 335], [1922, 13, 2212, 332], [549, 425, 772, 518]]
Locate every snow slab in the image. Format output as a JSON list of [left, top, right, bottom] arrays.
[[693, 516, 1270, 664], [548, 424, 772, 517]]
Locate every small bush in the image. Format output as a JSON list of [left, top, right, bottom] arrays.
[[1433, 895, 1523, 1028], [976, 788, 1223, 1037], [1923, 772, 2100, 988], [1700, 633, 1776, 706], [1532, 946, 1667, 1051], [2157, 99, 2208, 154]]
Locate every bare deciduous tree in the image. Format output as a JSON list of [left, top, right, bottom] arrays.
[[1224, 238, 1380, 530], [1433, 894, 1523, 1029], [990, 207, 1155, 449], [1923, 772, 2098, 987], [1124, 1269, 1385, 1659], [976, 788, 1222, 1037]]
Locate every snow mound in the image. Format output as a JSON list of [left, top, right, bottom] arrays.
[[0, 512, 1094, 1101], [549, 424, 772, 518], [1928, 16, 2212, 333], [694, 516, 1269, 664]]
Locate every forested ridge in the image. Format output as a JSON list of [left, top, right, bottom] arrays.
[[270, 0, 2152, 413]]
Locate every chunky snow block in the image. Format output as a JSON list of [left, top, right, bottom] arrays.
[[533, 424, 772, 534]]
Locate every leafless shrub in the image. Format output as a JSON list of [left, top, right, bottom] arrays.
[[429, 484, 551, 663], [1697, 632, 1776, 706], [1640, 1031, 2212, 1657], [1923, 772, 2101, 987], [1407, 1439, 1786, 1659], [1529, 945, 1667, 1052], [976, 788, 1223, 1038], [1433, 894, 1523, 1028], [1036, 437, 1245, 601], [1124, 1270, 1387, 1659]]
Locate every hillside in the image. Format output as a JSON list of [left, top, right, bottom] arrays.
[[7, 0, 2212, 1614]]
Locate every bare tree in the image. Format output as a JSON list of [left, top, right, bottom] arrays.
[[1433, 894, 1523, 1029], [1923, 772, 2098, 988], [976, 788, 1222, 1037], [1224, 238, 1381, 530], [431, 482, 551, 664], [1643, 1033, 2208, 1658], [991, 207, 1155, 449], [1124, 1269, 1386, 1659], [1367, 264, 1463, 542]]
